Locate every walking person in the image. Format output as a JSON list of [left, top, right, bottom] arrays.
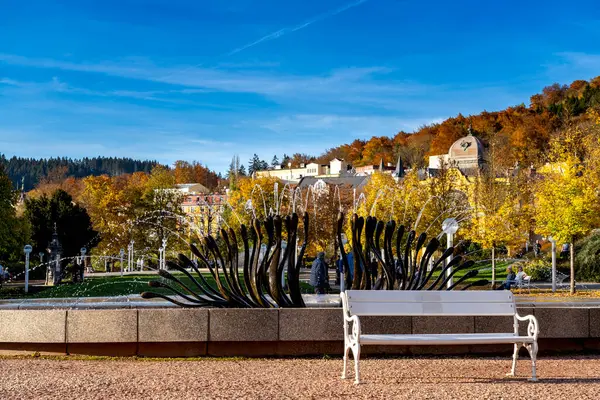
[[560, 243, 569, 259], [310, 252, 329, 294], [534, 240, 542, 257]]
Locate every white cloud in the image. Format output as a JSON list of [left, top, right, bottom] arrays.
[[0, 53, 429, 110], [555, 52, 600, 70], [259, 114, 436, 137], [0, 52, 527, 118], [546, 52, 600, 82]]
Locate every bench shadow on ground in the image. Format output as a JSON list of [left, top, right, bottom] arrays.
[[373, 377, 600, 384], [355, 376, 600, 385]]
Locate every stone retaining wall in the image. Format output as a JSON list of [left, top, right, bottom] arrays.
[[0, 307, 599, 357]]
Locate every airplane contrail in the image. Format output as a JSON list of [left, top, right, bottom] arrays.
[[226, 0, 371, 56]]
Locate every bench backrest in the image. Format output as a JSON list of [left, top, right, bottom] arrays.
[[343, 290, 516, 317]]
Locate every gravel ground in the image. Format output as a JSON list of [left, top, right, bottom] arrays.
[[1, 356, 599, 399]]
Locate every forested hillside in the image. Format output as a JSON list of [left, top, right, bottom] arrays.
[[313, 76, 600, 169], [0, 156, 161, 191]]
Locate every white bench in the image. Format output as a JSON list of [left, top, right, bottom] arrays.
[[340, 290, 539, 384]]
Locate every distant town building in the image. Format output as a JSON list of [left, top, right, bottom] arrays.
[[181, 193, 227, 236], [428, 133, 486, 177], [256, 158, 351, 183], [354, 163, 395, 176], [175, 183, 210, 195], [177, 183, 227, 235], [354, 157, 405, 178], [297, 176, 369, 191]]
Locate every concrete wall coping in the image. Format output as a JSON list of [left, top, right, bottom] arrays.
[[4, 294, 600, 310]]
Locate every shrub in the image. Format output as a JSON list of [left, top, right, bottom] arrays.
[[523, 259, 552, 281], [575, 233, 600, 281]]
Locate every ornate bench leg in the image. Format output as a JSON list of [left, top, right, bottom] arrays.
[[507, 343, 519, 377], [341, 346, 350, 379], [526, 342, 538, 381], [352, 344, 361, 384]]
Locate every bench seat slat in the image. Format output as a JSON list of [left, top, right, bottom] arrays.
[[349, 301, 515, 316], [360, 333, 534, 346], [346, 290, 513, 303]]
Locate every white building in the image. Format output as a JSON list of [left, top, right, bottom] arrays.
[[174, 183, 210, 195], [256, 158, 350, 183], [428, 134, 485, 175]]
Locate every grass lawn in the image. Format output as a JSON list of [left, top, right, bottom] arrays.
[[423, 260, 513, 282], [3, 259, 593, 299], [1, 273, 315, 299]]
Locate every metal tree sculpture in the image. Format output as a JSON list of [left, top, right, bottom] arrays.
[[337, 212, 488, 291], [141, 212, 308, 308]]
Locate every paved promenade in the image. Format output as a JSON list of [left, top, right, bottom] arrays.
[[1, 356, 599, 399]]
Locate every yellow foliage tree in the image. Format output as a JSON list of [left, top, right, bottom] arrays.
[[357, 162, 472, 243], [80, 175, 128, 257], [225, 176, 282, 231], [535, 152, 599, 294], [465, 173, 524, 285], [226, 175, 349, 259]]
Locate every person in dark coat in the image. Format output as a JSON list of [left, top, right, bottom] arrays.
[[337, 252, 354, 282], [497, 266, 516, 290], [310, 252, 329, 294], [534, 240, 542, 257]]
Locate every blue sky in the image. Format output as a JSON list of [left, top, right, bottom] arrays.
[[1, 0, 600, 173]]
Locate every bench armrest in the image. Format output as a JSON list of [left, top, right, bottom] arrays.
[[340, 293, 361, 345], [344, 314, 361, 345], [515, 312, 539, 340]]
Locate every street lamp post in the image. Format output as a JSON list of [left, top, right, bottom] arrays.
[[441, 218, 459, 289], [128, 240, 135, 272], [159, 238, 167, 270], [80, 247, 87, 281], [24, 245, 32, 293], [549, 236, 557, 292], [120, 248, 125, 277]]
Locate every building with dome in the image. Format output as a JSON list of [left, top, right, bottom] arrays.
[[428, 133, 486, 176]]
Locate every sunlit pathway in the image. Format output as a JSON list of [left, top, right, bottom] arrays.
[[1, 356, 599, 399]]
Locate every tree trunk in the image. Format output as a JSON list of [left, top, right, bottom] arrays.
[[570, 240, 576, 295], [491, 247, 496, 289]]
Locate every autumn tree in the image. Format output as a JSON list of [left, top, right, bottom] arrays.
[[226, 176, 281, 230], [466, 175, 523, 285], [429, 116, 469, 156], [464, 136, 528, 284], [78, 167, 186, 269], [173, 160, 194, 184], [421, 161, 471, 236], [535, 126, 600, 294], [290, 153, 314, 167], [361, 136, 393, 166], [304, 181, 353, 257], [357, 171, 408, 223]]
